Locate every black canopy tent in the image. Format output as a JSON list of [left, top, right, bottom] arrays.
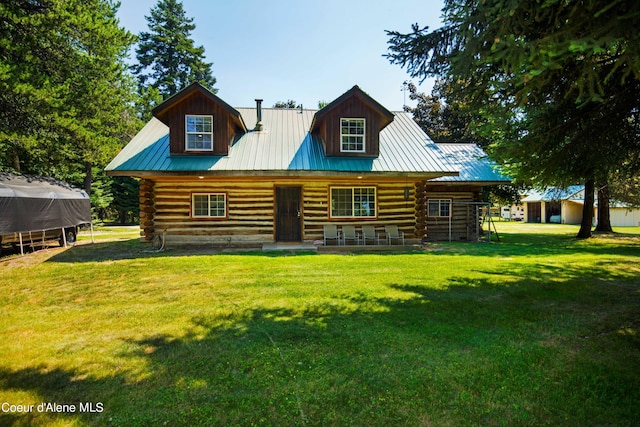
[[0, 173, 93, 254]]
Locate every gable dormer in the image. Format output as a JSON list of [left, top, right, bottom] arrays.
[[152, 82, 247, 156], [310, 85, 394, 158]]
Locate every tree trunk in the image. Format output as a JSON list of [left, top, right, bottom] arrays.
[[12, 150, 20, 172], [577, 179, 594, 238], [84, 161, 92, 195], [595, 183, 613, 233]]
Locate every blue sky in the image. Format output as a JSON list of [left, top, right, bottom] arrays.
[[116, 0, 444, 111]]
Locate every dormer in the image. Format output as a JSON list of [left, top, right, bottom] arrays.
[[152, 82, 247, 156], [310, 85, 394, 158]]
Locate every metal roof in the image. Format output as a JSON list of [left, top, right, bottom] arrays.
[[429, 143, 511, 184], [106, 108, 502, 180], [522, 186, 585, 202]]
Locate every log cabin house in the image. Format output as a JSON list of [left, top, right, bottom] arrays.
[[106, 82, 509, 246]]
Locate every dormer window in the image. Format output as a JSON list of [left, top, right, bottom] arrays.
[[340, 118, 365, 153], [186, 115, 213, 151]]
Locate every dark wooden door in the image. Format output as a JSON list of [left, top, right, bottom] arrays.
[[276, 187, 302, 242]]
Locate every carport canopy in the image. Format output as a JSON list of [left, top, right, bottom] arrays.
[[0, 173, 91, 235]]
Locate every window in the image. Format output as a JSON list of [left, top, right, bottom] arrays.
[[186, 115, 213, 151], [330, 187, 376, 218], [427, 199, 452, 217], [340, 118, 365, 152], [192, 193, 226, 218]]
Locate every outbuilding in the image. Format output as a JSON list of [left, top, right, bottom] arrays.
[[522, 186, 640, 227], [0, 173, 92, 255]]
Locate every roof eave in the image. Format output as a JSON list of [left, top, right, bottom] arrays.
[[429, 180, 513, 186], [105, 170, 459, 179]]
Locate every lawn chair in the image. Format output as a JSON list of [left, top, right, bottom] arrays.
[[323, 224, 340, 246], [361, 225, 379, 246], [341, 225, 360, 245], [384, 225, 405, 245]]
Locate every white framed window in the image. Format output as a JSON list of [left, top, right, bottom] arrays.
[[192, 193, 227, 218], [186, 115, 213, 151], [427, 199, 452, 217], [340, 118, 365, 152], [330, 187, 376, 218]]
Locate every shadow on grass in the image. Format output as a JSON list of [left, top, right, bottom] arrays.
[[2, 268, 639, 426], [43, 230, 640, 265]]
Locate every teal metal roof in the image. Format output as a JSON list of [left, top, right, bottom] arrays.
[[106, 108, 503, 181], [429, 143, 511, 184]]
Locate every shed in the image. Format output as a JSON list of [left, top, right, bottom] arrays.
[[522, 186, 640, 227], [0, 173, 92, 254], [522, 186, 584, 223]]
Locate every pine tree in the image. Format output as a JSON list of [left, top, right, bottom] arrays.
[[0, 0, 140, 196], [386, 0, 640, 238], [132, 0, 217, 99], [111, 176, 140, 224]]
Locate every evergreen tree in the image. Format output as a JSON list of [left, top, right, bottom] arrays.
[[132, 0, 216, 99], [111, 176, 140, 224], [386, 0, 640, 238], [90, 168, 114, 222], [0, 0, 140, 197]]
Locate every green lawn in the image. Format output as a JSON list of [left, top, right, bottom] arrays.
[[1, 224, 639, 426]]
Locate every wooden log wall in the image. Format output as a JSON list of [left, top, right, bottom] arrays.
[[139, 179, 155, 242], [302, 180, 417, 241], [152, 179, 274, 245], [141, 177, 421, 245], [424, 185, 483, 241], [415, 181, 427, 239]]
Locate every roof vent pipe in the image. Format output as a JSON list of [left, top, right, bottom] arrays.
[[255, 99, 264, 131]]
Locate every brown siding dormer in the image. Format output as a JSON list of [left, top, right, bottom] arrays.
[[310, 85, 394, 158], [152, 82, 247, 156]]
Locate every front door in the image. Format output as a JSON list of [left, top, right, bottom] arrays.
[[276, 187, 302, 242]]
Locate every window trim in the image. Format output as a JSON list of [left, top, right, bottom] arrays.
[[427, 199, 452, 218], [329, 186, 377, 219], [185, 114, 214, 152], [340, 118, 366, 153], [191, 192, 228, 219]]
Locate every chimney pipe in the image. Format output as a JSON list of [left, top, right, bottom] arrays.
[[255, 99, 263, 131]]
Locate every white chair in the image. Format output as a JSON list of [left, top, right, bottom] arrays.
[[384, 225, 405, 245], [361, 225, 379, 245], [341, 225, 360, 245], [323, 224, 340, 246]]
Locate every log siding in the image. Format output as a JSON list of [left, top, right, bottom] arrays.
[[140, 177, 427, 245], [424, 185, 483, 241]]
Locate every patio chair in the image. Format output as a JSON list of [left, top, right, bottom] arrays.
[[341, 225, 360, 245], [361, 225, 379, 246], [384, 225, 405, 245], [323, 224, 340, 246]]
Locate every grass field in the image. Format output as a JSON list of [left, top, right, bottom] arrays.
[[1, 223, 639, 426]]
